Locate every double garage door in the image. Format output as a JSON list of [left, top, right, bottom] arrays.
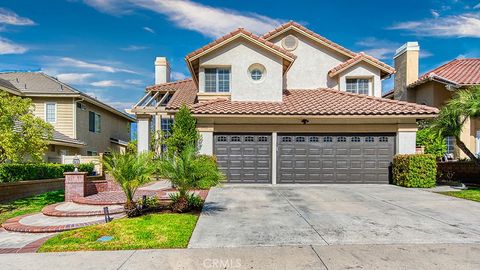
[[214, 134, 395, 184]]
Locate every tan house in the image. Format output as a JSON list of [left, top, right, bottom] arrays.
[[0, 72, 135, 162], [383, 44, 480, 158], [133, 21, 437, 184]]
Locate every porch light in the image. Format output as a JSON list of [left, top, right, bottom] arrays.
[[73, 155, 81, 172]]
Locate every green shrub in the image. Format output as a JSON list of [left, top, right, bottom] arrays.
[[416, 125, 447, 159], [0, 163, 95, 183], [392, 154, 437, 188]]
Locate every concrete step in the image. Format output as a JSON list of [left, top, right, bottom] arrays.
[[2, 213, 124, 233], [42, 202, 124, 217]]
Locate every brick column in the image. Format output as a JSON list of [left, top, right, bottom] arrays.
[[64, 172, 88, 202]]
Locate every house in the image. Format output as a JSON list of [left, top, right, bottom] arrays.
[[132, 21, 437, 184], [0, 72, 135, 162], [383, 43, 480, 158]]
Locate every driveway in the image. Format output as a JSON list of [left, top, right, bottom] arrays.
[[189, 185, 480, 248]]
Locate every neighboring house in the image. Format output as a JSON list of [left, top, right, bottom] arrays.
[[383, 43, 480, 159], [0, 72, 135, 162], [132, 21, 437, 184]]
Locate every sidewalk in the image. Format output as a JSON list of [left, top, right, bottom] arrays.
[[0, 243, 479, 270]]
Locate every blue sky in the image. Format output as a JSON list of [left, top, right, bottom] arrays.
[[0, 0, 479, 111]]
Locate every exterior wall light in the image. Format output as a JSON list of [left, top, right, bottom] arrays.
[[73, 155, 81, 172]]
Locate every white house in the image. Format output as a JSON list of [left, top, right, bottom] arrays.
[[132, 21, 437, 184]]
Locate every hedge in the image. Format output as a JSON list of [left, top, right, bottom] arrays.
[[0, 163, 95, 183], [392, 154, 437, 188]]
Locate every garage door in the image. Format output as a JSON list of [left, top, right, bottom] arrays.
[[214, 134, 271, 183], [278, 134, 395, 184]]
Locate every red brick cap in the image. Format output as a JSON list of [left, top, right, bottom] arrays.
[[190, 88, 438, 116]]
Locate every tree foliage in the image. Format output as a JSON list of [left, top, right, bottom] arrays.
[[416, 121, 447, 159], [0, 91, 53, 163], [164, 105, 199, 156], [431, 87, 480, 164]]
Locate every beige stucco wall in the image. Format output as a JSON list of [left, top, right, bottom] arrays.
[[198, 39, 284, 102], [44, 145, 80, 163], [413, 81, 453, 108], [76, 100, 131, 155], [31, 97, 75, 138], [338, 63, 382, 97], [270, 31, 349, 89]]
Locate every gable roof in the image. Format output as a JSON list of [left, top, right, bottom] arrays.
[[185, 28, 296, 85], [0, 78, 20, 95], [262, 21, 357, 58], [0, 72, 135, 122], [329, 52, 395, 78], [188, 88, 437, 116], [409, 58, 480, 88]]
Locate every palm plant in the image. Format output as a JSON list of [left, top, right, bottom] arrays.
[[103, 151, 155, 216], [157, 145, 223, 212], [431, 87, 480, 164]]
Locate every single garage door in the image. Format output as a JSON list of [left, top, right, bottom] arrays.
[[214, 134, 271, 183], [278, 134, 395, 184]]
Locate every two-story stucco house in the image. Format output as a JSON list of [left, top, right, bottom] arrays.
[[0, 72, 135, 162], [383, 43, 480, 159], [132, 21, 438, 184]]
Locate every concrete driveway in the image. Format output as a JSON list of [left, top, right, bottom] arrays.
[[189, 185, 480, 248]]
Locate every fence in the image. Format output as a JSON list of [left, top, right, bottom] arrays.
[[62, 155, 103, 176]]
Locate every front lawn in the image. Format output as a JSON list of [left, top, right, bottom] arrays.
[[38, 213, 198, 252], [438, 188, 480, 202], [0, 190, 64, 224]]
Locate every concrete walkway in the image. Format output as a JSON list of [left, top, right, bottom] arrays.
[[0, 244, 479, 270]]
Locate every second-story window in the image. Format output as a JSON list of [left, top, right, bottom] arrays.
[[346, 78, 369, 95], [45, 102, 56, 123], [205, 68, 230, 93], [89, 111, 101, 133]]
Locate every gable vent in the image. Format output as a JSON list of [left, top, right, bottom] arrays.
[[282, 35, 298, 51]]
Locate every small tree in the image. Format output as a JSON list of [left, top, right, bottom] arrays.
[[157, 145, 223, 212], [164, 105, 199, 156], [103, 151, 155, 217], [431, 87, 480, 165], [0, 91, 53, 163]]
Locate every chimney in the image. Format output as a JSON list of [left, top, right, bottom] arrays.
[[393, 42, 419, 101], [154, 57, 170, 85]]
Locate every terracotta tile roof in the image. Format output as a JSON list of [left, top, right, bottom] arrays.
[[185, 28, 296, 61], [262, 21, 357, 58], [410, 58, 480, 87], [190, 88, 437, 116], [145, 79, 197, 110], [329, 52, 395, 77]]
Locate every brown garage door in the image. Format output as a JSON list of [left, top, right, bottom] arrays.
[[214, 134, 272, 183], [277, 134, 395, 184]]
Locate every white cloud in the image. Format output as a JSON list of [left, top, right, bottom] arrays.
[[357, 37, 433, 60], [430, 9, 440, 18], [171, 71, 187, 81], [83, 0, 283, 38], [56, 73, 93, 84], [120, 45, 148, 51], [143, 26, 155, 34], [58, 57, 138, 74], [474, 3, 480, 9], [0, 8, 35, 26], [91, 80, 118, 87], [0, 37, 27, 54], [390, 12, 480, 38], [125, 79, 144, 85]]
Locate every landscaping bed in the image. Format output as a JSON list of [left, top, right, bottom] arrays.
[[38, 213, 198, 252], [438, 188, 480, 202], [0, 190, 64, 224]]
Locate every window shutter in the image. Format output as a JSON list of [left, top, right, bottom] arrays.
[[89, 111, 95, 132]]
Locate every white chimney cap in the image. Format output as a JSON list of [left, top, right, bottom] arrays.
[[155, 57, 169, 66], [394, 42, 420, 59]]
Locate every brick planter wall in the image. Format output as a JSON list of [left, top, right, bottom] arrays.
[[0, 178, 64, 203], [437, 161, 480, 184]]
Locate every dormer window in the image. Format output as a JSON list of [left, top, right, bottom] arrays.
[[346, 78, 370, 95], [205, 68, 230, 92]]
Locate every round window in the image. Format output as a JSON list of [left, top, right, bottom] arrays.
[[248, 64, 266, 82], [250, 69, 263, 81]]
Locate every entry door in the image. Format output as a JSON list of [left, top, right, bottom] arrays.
[[277, 134, 395, 184], [214, 134, 272, 183]]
